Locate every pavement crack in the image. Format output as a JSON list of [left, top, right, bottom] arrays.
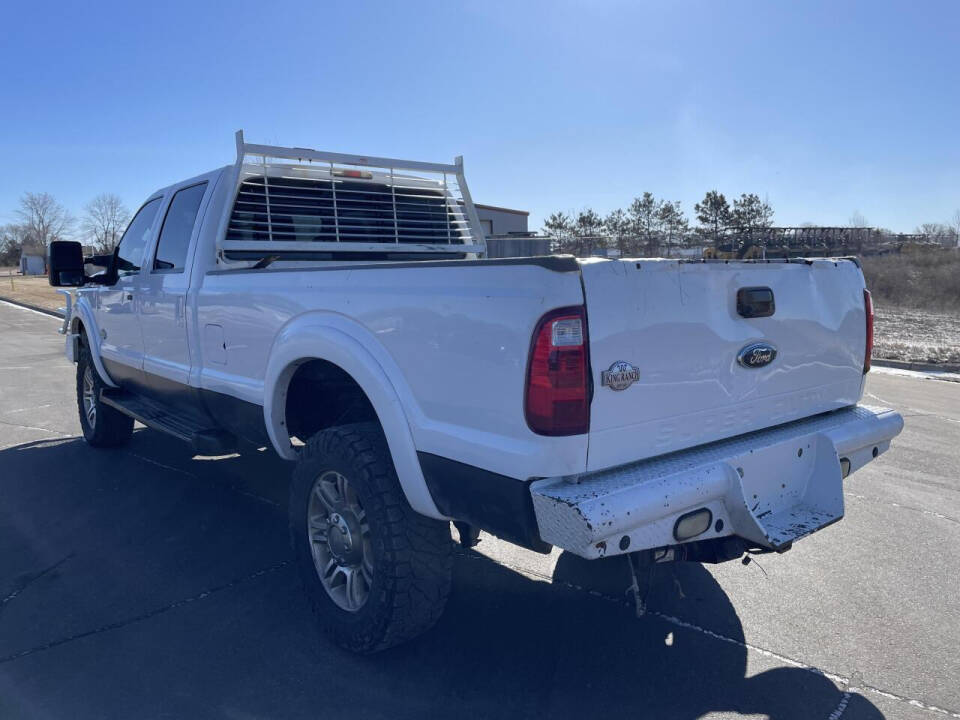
[[125, 451, 281, 509], [0, 417, 71, 438], [461, 551, 960, 719], [232, 488, 282, 508], [848, 682, 960, 719], [0, 560, 289, 665], [905, 412, 960, 426], [125, 451, 199, 479], [846, 492, 960, 526], [864, 392, 960, 425], [1, 554, 75, 610], [0, 403, 54, 416]]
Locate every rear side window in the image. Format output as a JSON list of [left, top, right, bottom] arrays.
[[116, 198, 162, 276], [154, 182, 208, 272]]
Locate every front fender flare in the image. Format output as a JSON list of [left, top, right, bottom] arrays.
[[70, 297, 118, 388], [263, 317, 444, 520]]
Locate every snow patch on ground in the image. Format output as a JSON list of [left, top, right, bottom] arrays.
[[872, 364, 960, 383]]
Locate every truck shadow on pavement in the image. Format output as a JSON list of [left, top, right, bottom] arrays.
[[0, 432, 883, 719]]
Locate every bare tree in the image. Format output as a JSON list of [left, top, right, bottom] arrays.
[[848, 211, 868, 228], [915, 222, 956, 248], [82, 194, 131, 253], [16, 192, 74, 251], [0, 224, 30, 267]]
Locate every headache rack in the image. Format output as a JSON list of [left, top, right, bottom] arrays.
[[217, 131, 487, 262]]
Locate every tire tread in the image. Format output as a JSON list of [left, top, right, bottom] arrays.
[[76, 345, 133, 448], [290, 422, 452, 653]]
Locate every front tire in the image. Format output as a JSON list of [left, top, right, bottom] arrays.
[[76, 345, 133, 447], [289, 423, 453, 653]]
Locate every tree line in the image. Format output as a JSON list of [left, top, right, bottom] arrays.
[[543, 191, 774, 256], [542, 191, 960, 255], [1, 192, 131, 266]]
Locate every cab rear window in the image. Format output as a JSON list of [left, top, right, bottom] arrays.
[[226, 175, 468, 245]]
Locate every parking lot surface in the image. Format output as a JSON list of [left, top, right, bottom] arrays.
[[0, 300, 957, 720]]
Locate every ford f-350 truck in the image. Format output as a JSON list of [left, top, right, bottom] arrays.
[[47, 132, 903, 652]]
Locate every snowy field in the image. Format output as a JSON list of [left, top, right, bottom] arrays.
[[874, 305, 960, 365]]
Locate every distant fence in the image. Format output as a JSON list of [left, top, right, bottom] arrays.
[[484, 234, 552, 258]]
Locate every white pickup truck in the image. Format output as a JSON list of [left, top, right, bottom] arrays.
[[48, 132, 903, 652]]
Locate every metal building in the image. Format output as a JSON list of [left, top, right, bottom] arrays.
[[474, 204, 529, 236]]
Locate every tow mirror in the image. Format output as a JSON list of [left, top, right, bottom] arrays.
[[84, 253, 113, 270], [48, 241, 86, 287]]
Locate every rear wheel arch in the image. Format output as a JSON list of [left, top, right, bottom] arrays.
[[283, 358, 378, 442], [263, 323, 443, 520]]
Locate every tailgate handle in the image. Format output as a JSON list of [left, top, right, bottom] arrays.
[[737, 287, 775, 318]]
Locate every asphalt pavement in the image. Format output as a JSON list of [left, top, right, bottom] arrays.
[[0, 300, 957, 720]]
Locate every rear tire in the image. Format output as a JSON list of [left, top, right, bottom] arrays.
[[289, 423, 453, 653], [76, 345, 133, 448]]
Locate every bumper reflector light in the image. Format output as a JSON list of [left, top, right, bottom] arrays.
[[673, 508, 713, 542]]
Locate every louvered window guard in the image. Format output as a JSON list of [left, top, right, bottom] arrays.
[[218, 131, 486, 261]]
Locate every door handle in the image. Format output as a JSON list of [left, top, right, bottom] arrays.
[[175, 296, 186, 325], [125, 292, 134, 301]]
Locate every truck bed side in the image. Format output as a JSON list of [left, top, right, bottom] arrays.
[[193, 260, 587, 481]]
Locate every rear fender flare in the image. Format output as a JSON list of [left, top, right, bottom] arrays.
[[263, 314, 443, 519]]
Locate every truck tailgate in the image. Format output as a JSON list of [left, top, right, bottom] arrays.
[[580, 258, 867, 472]]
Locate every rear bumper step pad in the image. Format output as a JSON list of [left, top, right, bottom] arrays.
[[530, 405, 904, 559]]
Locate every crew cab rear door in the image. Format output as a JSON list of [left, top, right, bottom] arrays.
[[580, 258, 868, 472], [139, 179, 212, 388]]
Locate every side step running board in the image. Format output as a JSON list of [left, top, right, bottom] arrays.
[[100, 391, 237, 455]]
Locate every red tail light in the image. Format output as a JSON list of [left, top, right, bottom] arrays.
[[525, 306, 590, 435], [863, 289, 874, 374]]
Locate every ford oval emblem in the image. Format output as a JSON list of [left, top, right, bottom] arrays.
[[737, 342, 777, 369]]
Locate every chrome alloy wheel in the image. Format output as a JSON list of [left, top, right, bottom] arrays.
[[82, 365, 97, 428], [307, 470, 373, 612]]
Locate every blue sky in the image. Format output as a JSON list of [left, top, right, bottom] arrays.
[[1, 0, 957, 233]]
